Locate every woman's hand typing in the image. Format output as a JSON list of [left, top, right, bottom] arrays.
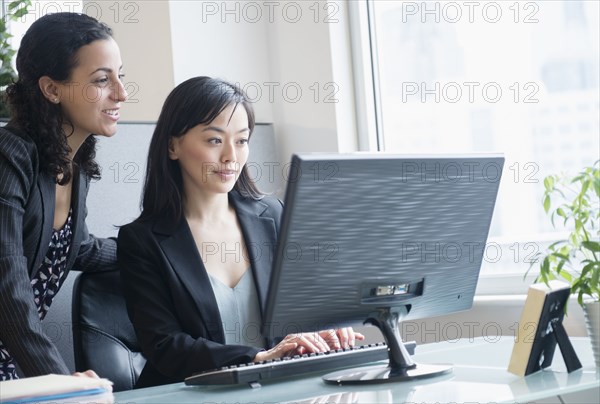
[[253, 328, 365, 362]]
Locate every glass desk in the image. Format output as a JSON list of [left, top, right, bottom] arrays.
[[113, 337, 599, 403]]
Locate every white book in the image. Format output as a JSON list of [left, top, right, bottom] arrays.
[[0, 374, 113, 404]]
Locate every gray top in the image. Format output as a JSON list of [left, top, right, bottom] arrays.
[[209, 270, 265, 349]]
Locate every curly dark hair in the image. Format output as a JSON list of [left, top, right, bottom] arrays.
[[5, 12, 113, 185]]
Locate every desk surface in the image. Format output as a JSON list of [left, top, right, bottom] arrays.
[[113, 337, 599, 403]]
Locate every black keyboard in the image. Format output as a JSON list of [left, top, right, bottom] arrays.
[[184, 341, 416, 386]]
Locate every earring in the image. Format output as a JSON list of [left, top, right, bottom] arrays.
[[52, 98, 59, 104]]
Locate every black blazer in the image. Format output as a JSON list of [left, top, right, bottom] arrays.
[[117, 191, 283, 388], [0, 126, 117, 377]]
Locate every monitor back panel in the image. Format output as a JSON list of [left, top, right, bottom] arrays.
[[263, 154, 504, 338]]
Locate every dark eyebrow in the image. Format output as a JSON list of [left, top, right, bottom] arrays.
[[89, 66, 124, 76], [202, 126, 250, 134]]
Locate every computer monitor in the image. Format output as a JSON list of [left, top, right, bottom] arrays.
[[262, 153, 504, 385]]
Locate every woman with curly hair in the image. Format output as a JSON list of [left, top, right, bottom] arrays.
[[0, 12, 127, 380]]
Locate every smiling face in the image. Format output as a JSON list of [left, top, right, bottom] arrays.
[[169, 103, 250, 197], [55, 37, 127, 139]]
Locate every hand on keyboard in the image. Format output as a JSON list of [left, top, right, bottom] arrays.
[[315, 328, 366, 351], [254, 328, 365, 362], [185, 342, 416, 386]]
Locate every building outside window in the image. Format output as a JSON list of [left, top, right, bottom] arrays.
[[355, 0, 599, 293]]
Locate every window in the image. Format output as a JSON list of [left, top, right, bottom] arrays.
[[352, 1, 599, 294]]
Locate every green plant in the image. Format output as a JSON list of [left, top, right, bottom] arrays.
[[531, 160, 600, 307], [0, 0, 31, 116]]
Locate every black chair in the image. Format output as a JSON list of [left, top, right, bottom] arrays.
[[72, 269, 146, 392]]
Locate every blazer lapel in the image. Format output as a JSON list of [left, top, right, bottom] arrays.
[[230, 193, 277, 316], [157, 217, 224, 342], [65, 170, 85, 271], [155, 192, 277, 342], [31, 173, 55, 277]]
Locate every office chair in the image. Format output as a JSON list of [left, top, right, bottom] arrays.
[[72, 269, 146, 392]]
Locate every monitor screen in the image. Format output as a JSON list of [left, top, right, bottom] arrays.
[[262, 153, 504, 384]]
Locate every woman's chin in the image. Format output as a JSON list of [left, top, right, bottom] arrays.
[[94, 128, 119, 138]]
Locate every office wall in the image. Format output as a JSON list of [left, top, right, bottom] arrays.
[[168, 1, 274, 123], [166, 1, 357, 162], [83, 0, 175, 122], [73, 1, 359, 175]]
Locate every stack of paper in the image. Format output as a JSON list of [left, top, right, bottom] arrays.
[[0, 374, 113, 404]]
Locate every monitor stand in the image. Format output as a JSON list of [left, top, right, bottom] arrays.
[[322, 309, 452, 385]]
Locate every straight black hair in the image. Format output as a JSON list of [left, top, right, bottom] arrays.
[[138, 76, 261, 222]]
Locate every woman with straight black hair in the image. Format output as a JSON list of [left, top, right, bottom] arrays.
[[137, 76, 261, 223], [118, 76, 363, 388], [0, 12, 127, 380]]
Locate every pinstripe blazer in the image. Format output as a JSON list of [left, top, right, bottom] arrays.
[[0, 125, 117, 377]]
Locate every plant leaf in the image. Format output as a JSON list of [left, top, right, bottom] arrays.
[[572, 174, 584, 183], [580, 262, 597, 277], [559, 271, 572, 283], [591, 266, 599, 293], [582, 241, 600, 253], [543, 195, 551, 213], [13, 8, 28, 18], [550, 252, 570, 261], [544, 176, 555, 192], [548, 240, 567, 249]]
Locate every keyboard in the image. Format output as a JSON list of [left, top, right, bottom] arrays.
[[184, 341, 416, 386]]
